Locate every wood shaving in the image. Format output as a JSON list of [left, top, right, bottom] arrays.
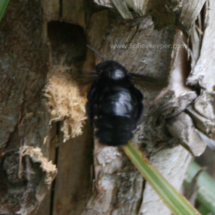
[[44, 66, 87, 142]]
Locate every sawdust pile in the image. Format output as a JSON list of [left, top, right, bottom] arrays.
[[44, 66, 87, 142], [19, 146, 57, 184]]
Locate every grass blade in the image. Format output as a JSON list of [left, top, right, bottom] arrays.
[[185, 161, 215, 214], [122, 142, 201, 215], [0, 0, 10, 22]]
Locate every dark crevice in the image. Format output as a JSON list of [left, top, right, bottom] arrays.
[[177, 138, 195, 158], [137, 179, 146, 214], [49, 122, 60, 215], [49, 148, 58, 215]]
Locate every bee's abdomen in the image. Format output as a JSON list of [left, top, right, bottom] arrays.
[[95, 116, 135, 146], [97, 87, 136, 118], [87, 81, 143, 146]]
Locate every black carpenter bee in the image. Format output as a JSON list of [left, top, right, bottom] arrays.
[[86, 60, 145, 146], [84, 47, 164, 146]]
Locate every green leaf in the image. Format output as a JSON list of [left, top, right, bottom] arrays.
[[185, 161, 215, 215], [198, 205, 212, 215], [0, 0, 10, 22], [122, 142, 201, 215]]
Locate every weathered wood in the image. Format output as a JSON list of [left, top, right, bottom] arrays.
[[139, 145, 191, 215], [29, 125, 57, 215], [82, 9, 196, 214], [0, 0, 57, 214], [52, 123, 93, 215], [186, 0, 215, 140], [1, 0, 215, 214]]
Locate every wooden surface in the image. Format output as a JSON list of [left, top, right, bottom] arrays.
[[52, 123, 93, 215], [0, 0, 54, 214], [1, 0, 215, 215]]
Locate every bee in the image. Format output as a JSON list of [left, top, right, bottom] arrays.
[[86, 60, 143, 146], [83, 47, 164, 146]]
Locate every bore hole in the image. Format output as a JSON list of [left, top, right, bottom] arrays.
[[48, 21, 86, 66]]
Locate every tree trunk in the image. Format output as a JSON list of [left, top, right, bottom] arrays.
[[0, 0, 214, 215]]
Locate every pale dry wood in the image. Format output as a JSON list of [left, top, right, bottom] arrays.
[[94, 0, 149, 17], [79, 1, 214, 214], [82, 7, 197, 214], [93, 0, 206, 30], [82, 142, 144, 215], [179, 0, 206, 32], [111, 0, 133, 19], [139, 145, 191, 215], [186, 0, 215, 140], [165, 30, 206, 156], [187, 0, 215, 92]]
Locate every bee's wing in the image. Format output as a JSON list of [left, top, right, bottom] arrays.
[[130, 73, 168, 89]]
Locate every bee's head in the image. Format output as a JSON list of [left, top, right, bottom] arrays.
[[95, 60, 129, 80]]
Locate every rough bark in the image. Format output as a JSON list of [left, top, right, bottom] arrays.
[[0, 0, 57, 214], [0, 0, 214, 215]]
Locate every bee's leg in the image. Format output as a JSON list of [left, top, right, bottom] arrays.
[[132, 87, 144, 123], [135, 103, 144, 123]]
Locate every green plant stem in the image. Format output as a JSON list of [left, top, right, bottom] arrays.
[[122, 142, 201, 215], [0, 0, 10, 22], [185, 161, 215, 214]]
